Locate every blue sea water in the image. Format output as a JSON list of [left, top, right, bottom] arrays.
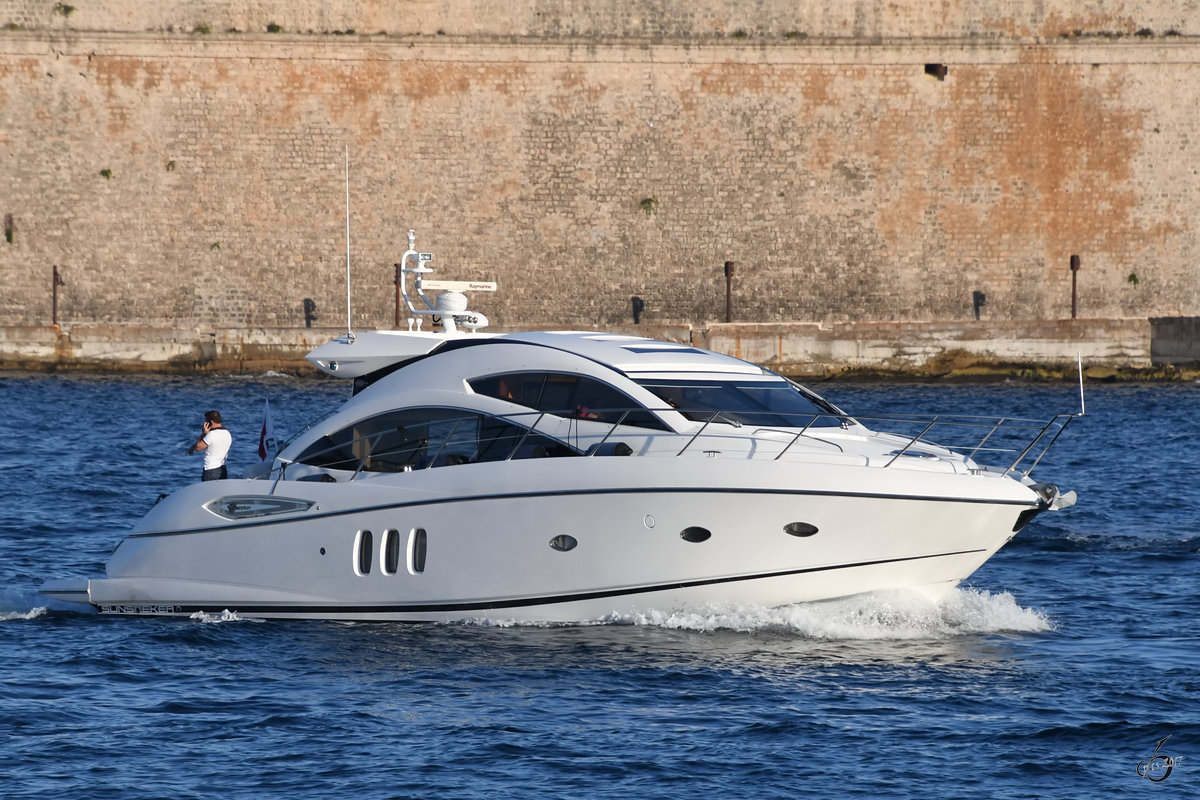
[[1, 372, 1196, 798]]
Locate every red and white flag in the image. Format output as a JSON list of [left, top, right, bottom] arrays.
[[258, 398, 277, 461]]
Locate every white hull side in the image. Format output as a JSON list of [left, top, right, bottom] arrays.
[[61, 458, 1039, 622]]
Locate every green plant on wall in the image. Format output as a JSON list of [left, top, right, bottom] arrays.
[[639, 197, 658, 216], [1127, 272, 1139, 286], [53, 3, 75, 17], [193, 24, 211, 35], [99, 168, 113, 179], [266, 22, 282, 33]]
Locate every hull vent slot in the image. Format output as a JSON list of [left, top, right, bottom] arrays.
[[408, 527, 428, 574], [355, 529, 374, 575]]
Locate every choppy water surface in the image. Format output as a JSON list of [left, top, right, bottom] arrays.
[[2, 373, 1196, 798]]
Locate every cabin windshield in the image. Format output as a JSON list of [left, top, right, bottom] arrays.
[[633, 378, 846, 428]]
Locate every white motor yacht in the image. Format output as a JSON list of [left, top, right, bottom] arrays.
[[41, 232, 1077, 622]]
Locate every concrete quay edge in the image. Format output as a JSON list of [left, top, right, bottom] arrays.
[[1, 318, 1197, 381]]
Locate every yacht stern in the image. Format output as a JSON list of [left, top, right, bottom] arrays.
[[39, 578, 93, 607]]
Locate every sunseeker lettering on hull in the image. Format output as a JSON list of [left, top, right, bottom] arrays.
[[100, 604, 184, 615]]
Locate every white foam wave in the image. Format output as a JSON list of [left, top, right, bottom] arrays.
[[222, 370, 295, 380], [618, 587, 1054, 639], [2, 606, 48, 621], [454, 587, 1053, 638], [0, 586, 58, 620], [189, 609, 254, 624]]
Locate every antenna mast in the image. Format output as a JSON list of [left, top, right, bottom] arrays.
[[344, 145, 353, 339]]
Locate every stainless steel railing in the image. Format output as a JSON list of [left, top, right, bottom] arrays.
[[260, 406, 1075, 490]]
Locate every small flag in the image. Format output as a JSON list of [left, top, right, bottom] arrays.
[[258, 398, 277, 461]]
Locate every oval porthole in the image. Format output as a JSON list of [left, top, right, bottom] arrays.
[[679, 526, 712, 543], [549, 534, 578, 552], [408, 527, 427, 575], [784, 522, 819, 538]]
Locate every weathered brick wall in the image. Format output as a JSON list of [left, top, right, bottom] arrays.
[[2, 2, 1198, 331]]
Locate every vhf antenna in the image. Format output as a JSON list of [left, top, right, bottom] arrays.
[[344, 145, 354, 340]]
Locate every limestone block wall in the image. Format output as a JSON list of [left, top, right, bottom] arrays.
[[4, 1, 1199, 39], [1, 1, 1198, 332]]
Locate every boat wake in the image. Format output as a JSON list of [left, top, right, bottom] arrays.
[[618, 587, 1054, 639], [189, 609, 262, 624], [461, 587, 1053, 638], [1, 607, 47, 621], [0, 586, 50, 621], [4, 582, 1050, 638]]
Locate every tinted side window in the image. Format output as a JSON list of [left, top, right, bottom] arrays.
[[469, 373, 547, 407], [470, 372, 667, 430], [634, 380, 843, 428], [295, 408, 458, 472], [295, 407, 578, 471]]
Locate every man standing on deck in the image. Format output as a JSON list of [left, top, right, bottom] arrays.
[[186, 409, 232, 481]]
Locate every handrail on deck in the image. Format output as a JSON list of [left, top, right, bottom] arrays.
[[254, 405, 1075, 486]]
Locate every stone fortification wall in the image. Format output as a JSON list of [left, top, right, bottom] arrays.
[[4, 1, 1199, 39], [2, 1, 1199, 334]]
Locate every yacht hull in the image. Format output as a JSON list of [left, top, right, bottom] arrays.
[[42, 458, 1041, 622]]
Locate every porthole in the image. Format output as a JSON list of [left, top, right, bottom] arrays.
[[408, 527, 427, 575], [382, 528, 401, 575], [784, 521, 819, 538], [549, 534, 578, 552], [680, 526, 712, 543], [355, 529, 374, 575]]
